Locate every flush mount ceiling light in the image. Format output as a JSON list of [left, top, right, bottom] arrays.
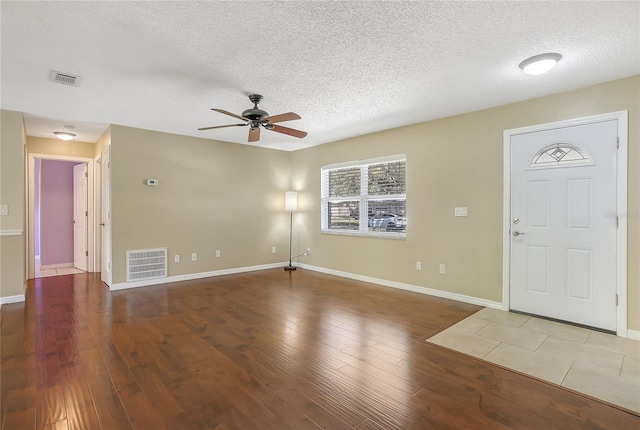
[[53, 131, 76, 140], [519, 53, 562, 75]]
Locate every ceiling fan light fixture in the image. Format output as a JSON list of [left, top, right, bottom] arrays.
[[54, 131, 76, 140], [519, 53, 562, 75]]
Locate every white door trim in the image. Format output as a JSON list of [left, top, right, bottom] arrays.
[[502, 111, 628, 337], [27, 153, 95, 279]]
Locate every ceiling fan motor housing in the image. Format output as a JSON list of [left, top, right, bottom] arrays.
[[243, 94, 269, 121], [242, 107, 269, 121]]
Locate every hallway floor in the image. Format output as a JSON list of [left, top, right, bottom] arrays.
[[35, 256, 85, 278]]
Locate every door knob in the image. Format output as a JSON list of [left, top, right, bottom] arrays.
[[100, 222, 106, 226], [512, 230, 525, 236]]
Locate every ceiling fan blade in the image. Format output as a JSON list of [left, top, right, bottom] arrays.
[[262, 112, 301, 124], [198, 123, 247, 131], [248, 127, 261, 142], [212, 109, 247, 122], [270, 124, 308, 139]]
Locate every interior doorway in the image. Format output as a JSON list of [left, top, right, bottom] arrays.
[[28, 154, 96, 280]]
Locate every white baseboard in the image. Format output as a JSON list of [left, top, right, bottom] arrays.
[[627, 329, 640, 341], [298, 263, 503, 309], [110, 262, 286, 291], [0, 294, 25, 304]]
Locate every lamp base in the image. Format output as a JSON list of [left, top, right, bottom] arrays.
[[284, 266, 297, 271]]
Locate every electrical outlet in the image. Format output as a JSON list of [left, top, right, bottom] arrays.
[[439, 263, 446, 274], [215, 250, 221, 258], [306, 247, 311, 254], [454, 207, 468, 217], [416, 261, 422, 271], [272, 246, 276, 254], [174, 255, 180, 263], [192, 253, 197, 261], [0, 204, 7, 216]]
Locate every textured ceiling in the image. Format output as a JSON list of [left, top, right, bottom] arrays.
[[2, 1, 639, 151]]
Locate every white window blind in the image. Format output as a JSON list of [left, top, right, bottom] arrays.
[[321, 155, 406, 238]]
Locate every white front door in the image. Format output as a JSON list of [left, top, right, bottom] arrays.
[[73, 163, 88, 271], [509, 120, 618, 331]]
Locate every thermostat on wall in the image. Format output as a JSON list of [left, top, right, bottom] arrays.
[[146, 179, 159, 186]]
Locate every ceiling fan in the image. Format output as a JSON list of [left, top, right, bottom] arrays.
[[198, 94, 307, 143]]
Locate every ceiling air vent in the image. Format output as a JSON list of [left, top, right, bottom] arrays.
[[49, 70, 81, 86]]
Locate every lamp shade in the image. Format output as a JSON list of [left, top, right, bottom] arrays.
[[284, 191, 298, 212]]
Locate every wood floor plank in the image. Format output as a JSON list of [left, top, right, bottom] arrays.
[[1, 270, 638, 429], [2, 407, 35, 430], [78, 348, 133, 429], [35, 384, 66, 428]]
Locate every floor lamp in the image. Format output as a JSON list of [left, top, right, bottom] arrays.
[[284, 191, 298, 271]]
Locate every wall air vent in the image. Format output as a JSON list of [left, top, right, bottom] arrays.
[[49, 70, 81, 86], [126, 248, 167, 282]]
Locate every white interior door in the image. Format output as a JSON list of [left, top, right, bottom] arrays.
[[510, 120, 618, 331], [73, 163, 88, 271], [101, 149, 112, 286]]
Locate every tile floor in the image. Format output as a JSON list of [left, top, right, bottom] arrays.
[[426, 308, 640, 413], [35, 257, 85, 278]]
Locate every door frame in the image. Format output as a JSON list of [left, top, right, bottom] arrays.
[[502, 111, 628, 337], [72, 163, 88, 271], [27, 153, 96, 279], [95, 148, 111, 287]]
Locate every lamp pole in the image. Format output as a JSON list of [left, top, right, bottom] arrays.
[[284, 191, 298, 271], [285, 210, 295, 270]]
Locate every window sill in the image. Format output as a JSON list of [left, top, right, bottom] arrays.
[[321, 229, 406, 240]]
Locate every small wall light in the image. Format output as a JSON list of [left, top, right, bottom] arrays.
[[519, 53, 562, 75], [53, 131, 76, 140]]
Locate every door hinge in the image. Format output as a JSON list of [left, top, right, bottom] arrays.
[[85, 210, 88, 217], [84, 171, 88, 177], [616, 294, 619, 306], [616, 215, 619, 228], [85, 250, 89, 257], [617, 137, 620, 149]]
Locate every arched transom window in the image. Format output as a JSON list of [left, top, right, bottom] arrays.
[[529, 143, 594, 170]]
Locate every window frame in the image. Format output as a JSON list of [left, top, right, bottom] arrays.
[[321, 154, 407, 239]]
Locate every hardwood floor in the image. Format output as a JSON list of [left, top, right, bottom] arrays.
[[1, 270, 638, 429]]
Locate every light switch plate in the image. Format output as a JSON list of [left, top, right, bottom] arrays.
[[0, 204, 8, 215], [454, 207, 468, 217]]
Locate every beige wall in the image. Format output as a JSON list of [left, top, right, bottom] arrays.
[[291, 75, 640, 331], [27, 136, 97, 158], [109, 125, 292, 284], [95, 126, 111, 156], [0, 110, 27, 298]]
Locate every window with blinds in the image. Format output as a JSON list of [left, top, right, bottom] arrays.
[[321, 155, 406, 238]]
